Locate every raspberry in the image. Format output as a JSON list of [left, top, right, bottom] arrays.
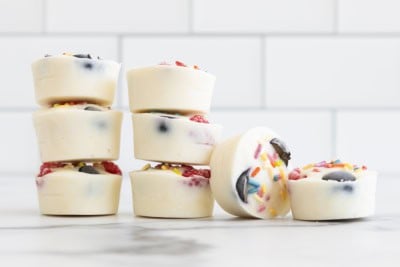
[[189, 115, 209, 123], [182, 166, 210, 179], [175, 60, 187, 67], [38, 162, 64, 177], [102, 161, 122, 175]]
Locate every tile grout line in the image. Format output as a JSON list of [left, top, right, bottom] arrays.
[[334, 0, 340, 34], [260, 36, 266, 109], [331, 109, 337, 159], [6, 32, 400, 37], [42, 0, 47, 33], [188, 0, 194, 33]]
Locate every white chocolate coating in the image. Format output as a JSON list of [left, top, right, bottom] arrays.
[[33, 107, 122, 162], [126, 65, 216, 114], [132, 113, 222, 165], [210, 127, 291, 219], [130, 169, 214, 218], [36, 169, 122, 215], [32, 56, 120, 106], [289, 165, 377, 220]]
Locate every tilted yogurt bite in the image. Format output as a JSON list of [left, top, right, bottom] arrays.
[[130, 163, 214, 218], [132, 113, 222, 165], [288, 160, 377, 221], [32, 53, 120, 106], [33, 102, 122, 162], [126, 61, 216, 114], [210, 127, 291, 219], [36, 161, 122, 215]]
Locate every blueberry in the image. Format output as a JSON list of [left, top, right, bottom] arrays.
[[79, 166, 99, 174], [160, 115, 177, 119], [270, 138, 291, 166], [73, 54, 92, 59], [95, 120, 108, 130], [158, 121, 169, 133], [84, 106, 102, 111], [342, 184, 354, 193], [322, 171, 356, 182], [83, 62, 93, 70], [236, 168, 250, 203]]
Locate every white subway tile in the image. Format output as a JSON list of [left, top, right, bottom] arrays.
[[0, 0, 43, 32], [211, 111, 333, 168], [0, 113, 39, 174], [337, 111, 400, 174], [339, 0, 400, 32], [0, 37, 118, 108], [121, 37, 262, 109], [193, 0, 335, 33], [46, 0, 189, 33], [265, 37, 400, 108]]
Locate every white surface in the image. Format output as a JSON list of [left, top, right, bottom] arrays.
[[0, 0, 42, 32], [194, 0, 335, 33], [339, 0, 400, 32], [46, 0, 189, 33], [266, 37, 400, 108], [0, 175, 398, 266]]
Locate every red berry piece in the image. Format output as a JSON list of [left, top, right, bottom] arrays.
[[38, 162, 64, 177], [102, 161, 122, 175], [288, 168, 302, 180], [189, 115, 209, 124], [175, 60, 187, 67]]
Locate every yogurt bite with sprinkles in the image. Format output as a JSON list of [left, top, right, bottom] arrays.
[[288, 160, 377, 221], [210, 127, 292, 219], [36, 161, 122, 215], [129, 163, 214, 218]]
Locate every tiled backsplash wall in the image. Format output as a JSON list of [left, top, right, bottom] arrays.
[[1, 0, 399, 176]]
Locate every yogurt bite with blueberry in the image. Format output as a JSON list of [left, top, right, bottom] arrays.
[[288, 160, 377, 221], [32, 53, 120, 106], [33, 102, 122, 162], [36, 162, 122, 215], [132, 112, 222, 165]]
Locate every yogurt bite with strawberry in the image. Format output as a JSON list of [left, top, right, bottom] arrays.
[[288, 160, 377, 221], [36, 161, 122, 215]]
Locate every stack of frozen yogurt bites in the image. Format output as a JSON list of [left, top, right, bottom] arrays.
[[32, 53, 123, 215], [126, 61, 222, 218]]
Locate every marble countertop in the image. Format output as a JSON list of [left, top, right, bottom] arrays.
[[1, 175, 399, 267]]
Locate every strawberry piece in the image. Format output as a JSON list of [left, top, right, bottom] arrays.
[[102, 161, 122, 175], [38, 162, 64, 177], [175, 60, 187, 67]]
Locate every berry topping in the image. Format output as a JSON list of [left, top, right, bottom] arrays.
[[182, 167, 211, 179], [189, 115, 209, 123], [101, 161, 122, 175], [288, 168, 303, 180], [175, 60, 187, 67], [322, 171, 356, 182], [38, 162, 65, 177], [79, 165, 100, 174]]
